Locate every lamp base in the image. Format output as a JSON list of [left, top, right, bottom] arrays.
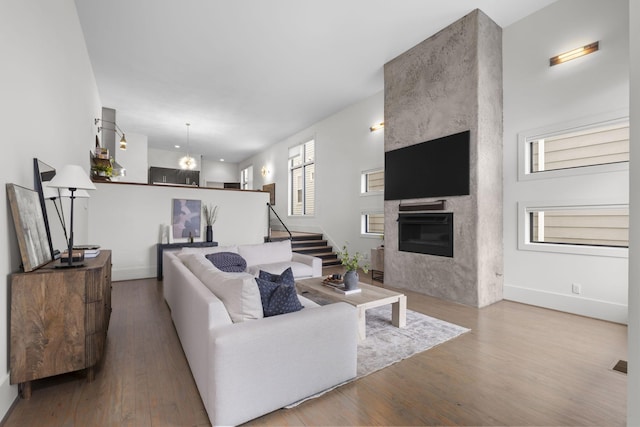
[[55, 261, 85, 269]]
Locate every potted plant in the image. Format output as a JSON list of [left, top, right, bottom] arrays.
[[203, 204, 219, 242], [91, 163, 112, 178], [337, 244, 369, 290]]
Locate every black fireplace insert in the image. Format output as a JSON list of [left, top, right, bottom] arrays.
[[398, 213, 453, 257]]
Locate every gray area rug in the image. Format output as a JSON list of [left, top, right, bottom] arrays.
[[286, 302, 470, 407]]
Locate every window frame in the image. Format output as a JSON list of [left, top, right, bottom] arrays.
[[360, 168, 384, 196], [288, 139, 315, 217], [518, 111, 629, 182], [240, 165, 253, 190], [361, 211, 384, 238], [518, 200, 628, 258]]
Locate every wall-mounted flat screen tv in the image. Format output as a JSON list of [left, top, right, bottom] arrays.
[[384, 130, 470, 200]]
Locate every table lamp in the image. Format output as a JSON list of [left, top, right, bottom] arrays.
[[46, 165, 96, 267]]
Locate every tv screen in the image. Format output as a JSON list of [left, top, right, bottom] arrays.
[[384, 130, 470, 200]]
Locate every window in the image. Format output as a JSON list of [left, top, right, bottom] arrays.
[[521, 117, 629, 180], [240, 165, 253, 190], [289, 140, 315, 216], [519, 202, 628, 257], [361, 169, 384, 194], [362, 213, 384, 236]]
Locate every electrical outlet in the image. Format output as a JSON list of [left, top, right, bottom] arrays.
[[572, 283, 582, 295]]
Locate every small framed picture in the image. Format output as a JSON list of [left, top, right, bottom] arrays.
[[172, 199, 201, 239]]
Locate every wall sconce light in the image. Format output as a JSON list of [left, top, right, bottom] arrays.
[[549, 41, 599, 66], [369, 121, 384, 132], [95, 118, 127, 150], [261, 166, 270, 177]]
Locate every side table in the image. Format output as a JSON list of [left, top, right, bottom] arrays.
[[157, 241, 218, 280], [371, 246, 384, 283]]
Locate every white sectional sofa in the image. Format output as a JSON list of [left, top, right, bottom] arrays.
[[179, 239, 322, 279], [162, 241, 357, 426]]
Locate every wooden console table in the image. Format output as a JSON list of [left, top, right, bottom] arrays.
[[10, 251, 112, 398], [156, 241, 218, 280]]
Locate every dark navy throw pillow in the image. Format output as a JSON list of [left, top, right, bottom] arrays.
[[258, 267, 294, 286], [205, 252, 247, 273], [255, 276, 303, 317]]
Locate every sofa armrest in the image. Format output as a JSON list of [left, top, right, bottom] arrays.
[[207, 303, 357, 426], [292, 252, 323, 277]]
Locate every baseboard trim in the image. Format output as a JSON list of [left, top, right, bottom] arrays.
[[0, 373, 18, 426], [504, 284, 628, 324], [112, 266, 155, 281]]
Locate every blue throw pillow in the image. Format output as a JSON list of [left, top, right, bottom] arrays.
[[205, 252, 247, 273], [255, 269, 303, 317], [258, 267, 294, 286]]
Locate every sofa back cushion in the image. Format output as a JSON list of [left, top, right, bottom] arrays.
[[178, 252, 222, 277], [180, 245, 239, 256], [177, 252, 263, 322], [238, 240, 292, 267], [201, 272, 264, 322]]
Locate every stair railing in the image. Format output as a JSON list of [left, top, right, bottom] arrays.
[[266, 202, 292, 242]]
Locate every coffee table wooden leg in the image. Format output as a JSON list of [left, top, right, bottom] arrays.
[[358, 307, 367, 341], [392, 295, 407, 328]]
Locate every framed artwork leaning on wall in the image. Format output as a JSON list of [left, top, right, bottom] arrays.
[[7, 183, 53, 272]]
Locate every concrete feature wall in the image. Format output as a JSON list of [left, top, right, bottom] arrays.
[[384, 9, 503, 307]]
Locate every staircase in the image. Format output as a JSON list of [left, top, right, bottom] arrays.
[[269, 232, 341, 268]]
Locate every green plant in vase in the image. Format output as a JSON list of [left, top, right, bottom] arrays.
[[337, 244, 369, 290]]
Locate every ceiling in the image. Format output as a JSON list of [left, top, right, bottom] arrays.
[[75, 0, 556, 163]]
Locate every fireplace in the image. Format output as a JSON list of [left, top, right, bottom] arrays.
[[398, 213, 453, 257]]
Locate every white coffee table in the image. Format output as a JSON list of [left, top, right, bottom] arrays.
[[296, 277, 407, 341]]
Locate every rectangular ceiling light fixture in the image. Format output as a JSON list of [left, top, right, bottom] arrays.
[[550, 41, 599, 66]]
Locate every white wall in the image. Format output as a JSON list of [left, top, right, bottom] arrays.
[[240, 91, 385, 260], [628, 0, 639, 423], [503, 0, 629, 323], [87, 183, 269, 280], [0, 0, 101, 417], [114, 133, 148, 184], [201, 157, 239, 186]]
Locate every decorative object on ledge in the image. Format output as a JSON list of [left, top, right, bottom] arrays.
[[95, 118, 127, 150], [203, 203, 219, 243], [46, 165, 97, 268], [179, 123, 197, 170], [399, 200, 446, 211], [549, 41, 599, 66]]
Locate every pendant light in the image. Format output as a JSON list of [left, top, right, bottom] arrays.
[[179, 123, 196, 170]]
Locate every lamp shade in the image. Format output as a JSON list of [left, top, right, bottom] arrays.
[[43, 187, 91, 199], [47, 165, 96, 190]]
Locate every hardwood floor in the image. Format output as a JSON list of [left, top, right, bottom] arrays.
[[3, 274, 627, 426]]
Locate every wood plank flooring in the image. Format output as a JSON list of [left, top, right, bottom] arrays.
[[3, 274, 627, 426]]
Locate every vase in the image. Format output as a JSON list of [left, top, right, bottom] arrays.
[[205, 225, 213, 242], [343, 270, 359, 291]]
